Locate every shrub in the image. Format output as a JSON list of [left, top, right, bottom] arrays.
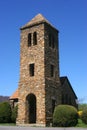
[[0, 102, 11, 123], [11, 105, 18, 123], [81, 109, 87, 124], [53, 105, 78, 127]]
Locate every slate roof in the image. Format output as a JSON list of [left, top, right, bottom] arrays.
[[20, 13, 58, 31]]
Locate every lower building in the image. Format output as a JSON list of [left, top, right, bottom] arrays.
[[10, 76, 78, 126]]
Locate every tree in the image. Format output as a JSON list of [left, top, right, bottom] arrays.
[[78, 103, 87, 111], [11, 105, 18, 123], [0, 102, 11, 123]]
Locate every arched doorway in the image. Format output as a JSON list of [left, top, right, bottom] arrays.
[[26, 94, 36, 123]]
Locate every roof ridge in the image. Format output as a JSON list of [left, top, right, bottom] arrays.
[[20, 13, 56, 30]]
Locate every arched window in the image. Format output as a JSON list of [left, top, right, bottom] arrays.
[[33, 32, 37, 45], [28, 33, 31, 47]]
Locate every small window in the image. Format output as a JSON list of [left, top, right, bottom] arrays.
[[28, 33, 31, 47], [33, 32, 37, 45], [29, 64, 34, 76], [49, 34, 51, 47], [65, 94, 68, 104], [49, 34, 55, 48], [50, 65, 54, 77], [69, 96, 72, 105], [62, 94, 64, 104], [52, 99, 56, 113], [52, 36, 55, 48]]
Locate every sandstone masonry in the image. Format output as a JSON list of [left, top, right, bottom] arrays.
[[16, 14, 77, 126]]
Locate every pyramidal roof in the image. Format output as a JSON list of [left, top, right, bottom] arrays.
[[21, 13, 56, 30]]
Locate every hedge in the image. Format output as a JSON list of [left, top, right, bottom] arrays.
[[53, 105, 78, 127]]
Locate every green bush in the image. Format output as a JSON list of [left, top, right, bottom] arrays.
[[0, 102, 11, 123], [81, 109, 87, 124], [11, 105, 18, 123], [53, 105, 78, 127]]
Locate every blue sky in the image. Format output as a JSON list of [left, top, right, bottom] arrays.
[[0, 0, 87, 103]]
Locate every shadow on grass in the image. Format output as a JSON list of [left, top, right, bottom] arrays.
[[0, 119, 87, 128]]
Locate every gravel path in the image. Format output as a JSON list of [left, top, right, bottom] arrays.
[[0, 126, 87, 130]]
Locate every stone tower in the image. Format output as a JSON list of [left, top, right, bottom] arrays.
[[17, 14, 61, 126]]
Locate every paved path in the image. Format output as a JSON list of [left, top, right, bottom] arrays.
[[0, 126, 87, 130]]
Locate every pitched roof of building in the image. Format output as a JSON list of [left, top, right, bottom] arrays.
[[60, 76, 77, 99], [20, 13, 57, 31], [60, 76, 67, 85], [10, 89, 18, 99]]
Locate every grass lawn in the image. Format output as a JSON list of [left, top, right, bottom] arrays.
[[0, 123, 16, 126], [76, 119, 87, 128]]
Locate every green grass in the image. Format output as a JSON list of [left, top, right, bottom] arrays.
[[0, 123, 16, 126], [76, 119, 87, 128]]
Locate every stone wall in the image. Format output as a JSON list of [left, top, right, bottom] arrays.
[[44, 23, 61, 125], [16, 15, 77, 126], [17, 23, 46, 125], [17, 21, 61, 126]]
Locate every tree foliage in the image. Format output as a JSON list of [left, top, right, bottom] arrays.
[[11, 105, 18, 123], [0, 102, 11, 123], [81, 109, 87, 124], [78, 103, 87, 111]]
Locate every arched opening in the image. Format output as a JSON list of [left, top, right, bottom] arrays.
[[26, 94, 36, 123]]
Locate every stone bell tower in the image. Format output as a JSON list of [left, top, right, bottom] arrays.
[[17, 14, 61, 126]]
